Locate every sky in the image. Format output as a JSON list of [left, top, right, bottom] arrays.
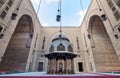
[[30, 0, 91, 26]]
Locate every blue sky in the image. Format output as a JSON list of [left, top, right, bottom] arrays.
[[30, 0, 91, 26]]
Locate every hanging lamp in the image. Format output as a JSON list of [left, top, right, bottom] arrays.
[[56, 0, 62, 41], [56, 0, 61, 22]]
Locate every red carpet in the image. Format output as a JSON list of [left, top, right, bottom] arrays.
[[0, 76, 120, 78]]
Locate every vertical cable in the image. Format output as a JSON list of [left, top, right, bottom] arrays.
[[34, 0, 41, 22], [33, 0, 41, 49], [57, 0, 62, 39], [79, 0, 88, 29], [36, 0, 41, 15], [60, 0, 62, 36], [80, 0, 84, 15]]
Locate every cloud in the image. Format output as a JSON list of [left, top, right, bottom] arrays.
[[77, 10, 87, 25], [31, 0, 40, 5], [46, 0, 59, 4], [42, 23, 49, 26]]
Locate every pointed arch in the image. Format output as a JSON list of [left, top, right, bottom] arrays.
[[57, 44, 65, 51], [0, 14, 34, 71], [49, 45, 54, 52], [68, 45, 73, 52], [88, 15, 120, 72]]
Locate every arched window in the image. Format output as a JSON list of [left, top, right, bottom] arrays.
[[107, 0, 120, 20], [114, 0, 120, 8], [0, 0, 15, 19], [76, 37, 80, 49], [68, 45, 73, 52], [0, 0, 6, 8], [49, 45, 54, 52], [57, 44, 65, 51], [42, 37, 45, 50]]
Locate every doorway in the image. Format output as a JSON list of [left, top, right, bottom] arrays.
[[38, 62, 43, 71], [59, 62, 63, 73], [78, 62, 83, 72]]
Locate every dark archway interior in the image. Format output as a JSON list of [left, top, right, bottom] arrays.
[[89, 15, 120, 72], [0, 15, 33, 72]]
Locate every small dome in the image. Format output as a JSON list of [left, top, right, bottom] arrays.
[[54, 34, 68, 39], [52, 33, 70, 42]]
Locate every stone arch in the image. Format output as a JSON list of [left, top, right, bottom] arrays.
[[0, 14, 34, 72], [49, 45, 54, 52], [88, 15, 120, 72], [68, 45, 73, 52], [57, 44, 65, 51], [49, 32, 71, 42]]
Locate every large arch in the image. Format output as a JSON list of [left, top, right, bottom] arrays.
[[0, 14, 34, 72], [88, 15, 120, 72]]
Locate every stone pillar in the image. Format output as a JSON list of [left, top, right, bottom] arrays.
[[48, 59, 51, 73], [47, 59, 50, 73], [49, 59, 53, 74], [71, 59, 74, 73], [31, 51, 38, 71], [56, 58, 58, 74], [64, 58, 67, 74]]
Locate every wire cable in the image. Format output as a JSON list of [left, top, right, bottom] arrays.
[[59, 0, 62, 36], [80, 0, 84, 15], [79, 0, 88, 29], [57, 0, 62, 37], [33, 0, 41, 48], [37, 0, 41, 15]]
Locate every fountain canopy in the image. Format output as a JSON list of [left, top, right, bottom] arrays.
[[45, 34, 77, 74]]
